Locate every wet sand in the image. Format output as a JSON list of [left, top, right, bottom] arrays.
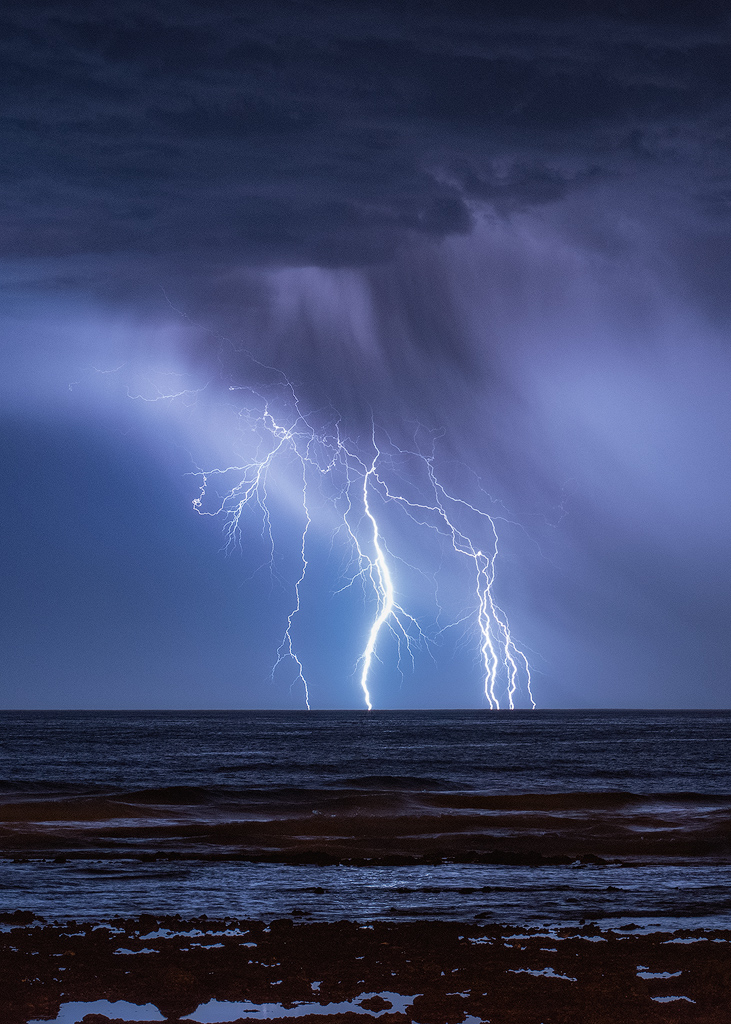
[[3, 913, 730, 1024]]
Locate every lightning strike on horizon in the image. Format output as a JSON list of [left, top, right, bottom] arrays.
[[369, 448, 534, 710], [271, 448, 312, 709], [357, 459, 393, 712], [187, 382, 534, 711]]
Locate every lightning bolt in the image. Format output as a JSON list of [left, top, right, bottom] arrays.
[[82, 321, 534, 710], [365, 442, 534, 711], [272, 446, 312, 710], [357, 458, 392, 712], [187, 384, 534, 711]]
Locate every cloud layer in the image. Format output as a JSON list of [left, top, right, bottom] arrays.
[[2, 1, 730, 274], [2, 2, 731, 707]]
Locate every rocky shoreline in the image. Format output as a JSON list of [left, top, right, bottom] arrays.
[[3, 912, 729, 1023]]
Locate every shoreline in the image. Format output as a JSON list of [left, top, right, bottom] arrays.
[[4, 913, 730, 1023], [4, 849, 731, 935]]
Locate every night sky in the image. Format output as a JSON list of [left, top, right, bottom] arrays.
[[2, 1, 731, 709]]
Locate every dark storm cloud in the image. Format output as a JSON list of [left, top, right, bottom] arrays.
[[2, 0, 730, 280], [3, 2, 731, 709], [4, 0, 729, 419]]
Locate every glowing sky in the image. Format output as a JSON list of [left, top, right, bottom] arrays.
[[2, 1, 731, 708]]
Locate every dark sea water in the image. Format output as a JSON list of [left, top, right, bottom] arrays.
[[1, 710, 731, 928]]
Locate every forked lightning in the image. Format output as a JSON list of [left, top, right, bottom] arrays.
[[190, 384, 534, 710]]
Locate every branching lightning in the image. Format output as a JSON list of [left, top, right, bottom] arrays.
[[187, 381, 534, 710]]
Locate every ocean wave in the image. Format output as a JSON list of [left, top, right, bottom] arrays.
[[1, 785, 730, 864]]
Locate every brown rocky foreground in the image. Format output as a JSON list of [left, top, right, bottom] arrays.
[[2, 913, 729, 1024]]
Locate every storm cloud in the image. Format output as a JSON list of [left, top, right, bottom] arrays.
[[2, 1, 731, 708], [2, 1, 730, 268]]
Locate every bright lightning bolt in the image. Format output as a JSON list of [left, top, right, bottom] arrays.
[[369, 446, 534, 711], [358, 458, 392, 712], [185, 382, 534, 711], [272, 449, 312, 710]]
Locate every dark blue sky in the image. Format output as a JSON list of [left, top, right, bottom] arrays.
[[2, 1, 731, 708]]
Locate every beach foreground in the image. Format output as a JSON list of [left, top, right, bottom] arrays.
[[3, 914, 729, 1024]]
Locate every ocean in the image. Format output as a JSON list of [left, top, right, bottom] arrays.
[[1, 710, 730, 929]]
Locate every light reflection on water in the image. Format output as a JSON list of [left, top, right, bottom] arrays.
[[4, 857, 731, 930], [28, 1002, 164, 1024], [28, 992, 421, 1024]]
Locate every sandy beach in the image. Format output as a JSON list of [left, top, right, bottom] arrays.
[[3, 912, 730, 1023]]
